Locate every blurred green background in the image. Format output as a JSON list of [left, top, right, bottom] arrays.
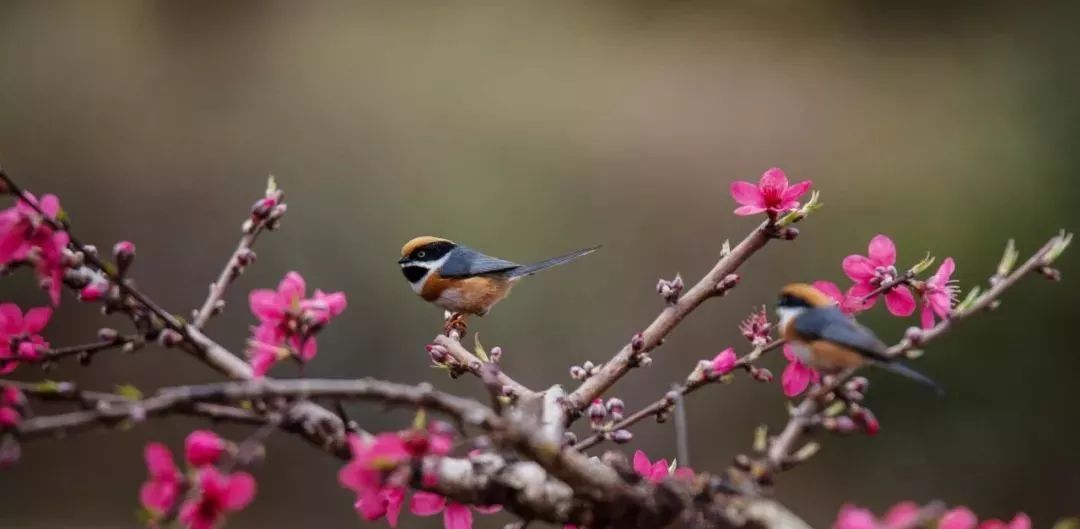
[[1, 1, 1077, 528]]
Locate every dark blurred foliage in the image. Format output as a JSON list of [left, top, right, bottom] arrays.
[[0, 1, 1077, 528]]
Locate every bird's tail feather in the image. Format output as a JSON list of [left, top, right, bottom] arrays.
[[876, 360, 945, 396], [510, 245, 600, 278]]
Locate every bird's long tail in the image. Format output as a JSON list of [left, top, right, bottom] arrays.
[[510, 245, 601, 278], [875, 360, 945, 396]]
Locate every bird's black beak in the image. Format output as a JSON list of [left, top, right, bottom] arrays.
[[397, 257, 409, 265]]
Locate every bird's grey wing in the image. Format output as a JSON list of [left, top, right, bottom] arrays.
[[439, 246, 521, 277], [793, 307, 888, 359]]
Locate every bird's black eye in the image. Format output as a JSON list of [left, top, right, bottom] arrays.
[[417, 251, 426, 259]]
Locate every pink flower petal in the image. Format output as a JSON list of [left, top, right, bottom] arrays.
[[883, 501, 920, 529], [358, 492, 388, 521], [884, 286, 916, 317], [759, 167, 790, 191], [299, 336, 318, 361], [812, 281, 845, 306], [474, 504, 503, 514], [410, 491, 447, 516], [845, 283, 878, 311], [23, 307, 51, 334], [185, 430, 226, 467], [0, 304, 23, 335], [221, 472, 256, 511], [835, 504, 878, 529], [1008, 514, 1031, 529], [144, 443, 177, 477], [278, 271, 307, 302], [868, 235, 897, 266], [781, 180, 813, 202], [444, 503, 474, 529], [140, 481, 178, 513], [632, 450, 651, 478], [248, 290, 283, 321], [940, 507, 978, 529], [39, 195, 60, 218], [842, 255, 877, 282], [673, 467, 695, 481], [934, 257, 956, 284], [782, 360, 811, 397], [710, 348, 737, 375], [384, 487, 406, 527], [730, 181, 766, 208], [734, 205, 768, 216], [920, 304, 936, 330]]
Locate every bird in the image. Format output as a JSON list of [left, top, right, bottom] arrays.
[[398, 236, 599, 332], [776, 283, 943, 394]]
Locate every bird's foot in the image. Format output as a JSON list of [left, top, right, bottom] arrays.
[[443, 312, 469, 338]]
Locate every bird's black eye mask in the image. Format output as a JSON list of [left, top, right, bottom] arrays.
[[778, 293, 811, 308], [410, 241, 455, 262]]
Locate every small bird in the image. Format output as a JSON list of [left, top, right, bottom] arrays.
[[776, 283, 943, 394], [398, 236, 599, 330]]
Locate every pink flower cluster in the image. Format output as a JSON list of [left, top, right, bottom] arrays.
[[818, 235, 957, 328], [140, 430, 254, 529], [0, 193, 69, 305], [836, 503, 1029, 529], [730, 168, 813, 217], [0, 304, 51, 374], [246, 271, 347, 376], [632, 450, 694, 483], [338, 423, 500, 529]]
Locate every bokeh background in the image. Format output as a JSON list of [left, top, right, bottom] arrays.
[[1, 1, 1077, 527]]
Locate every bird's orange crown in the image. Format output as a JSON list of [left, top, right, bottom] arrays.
[[401, 236, 453, 257], [779, 283, 834, 308]]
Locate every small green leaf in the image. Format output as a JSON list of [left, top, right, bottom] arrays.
[[114, 384, 143, 401], [954, 286, 982, 313], [1051, 517, 1080, 529], [34, 380, 62, 393], [908, 252, 936, 276], [776, 190, 823, 227], [792, 441, 820, 462], [473, 333, 489, 363], [1045, 230, 1073, 263], [668, 458, 679, 474], [753, 425, 768, 452], [825, 401, 847, 417], [135, 507, 156, 525], [996, 238, 1018, 278], [266, 175, 279, 195], [412, 409, 427, 430]]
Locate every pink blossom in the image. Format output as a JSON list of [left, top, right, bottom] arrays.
[[185, 430, 226, 467], [245, 271, 346, 375], [0, 193, 69, 305], [834, 502, 922, 529], [781, 344, 820, 397], [739, 307, 771, 346], [842, 235, 916, 317], [0, 304, 52, 374], [730, 168, 813, 216], [339, 433, 413, 521], [921, 257, 957, 329], [139, 443, 183, 515], [0, 385, 25, 428], [940, 507, 978, 529], [709, 348, 737, 377], [410, 491, 501, 529], [812, 281, 865, 315], [978, 513, 1031, 529], [632, 450, 694, 483], [353, 485, 407, 525], [178, 467, 256, 529]]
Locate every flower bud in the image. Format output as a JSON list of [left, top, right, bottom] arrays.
[[79, 282, 106, 302], [112, 241, 135, 274], [582, 360, 595, 372], [185, 430, 226, 466], [251, 197, 277, 219], [489, 346, 503, 363], [158, 329, 182, 348], [751, 367, 774, 382], [562, 431, 578, 445], [605, 398, 625, 415], [588, 399, 607, 423], [569, 366, 587, 380], [426, 344, 449, 364], [610, 430, 634, 444], [236, 248, 256, 266], [630, 332, 645, 352]]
